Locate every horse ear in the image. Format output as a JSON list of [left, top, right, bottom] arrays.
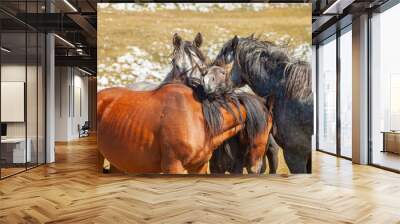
[[194, 33, 203, 48], [173, 33, 182, 49], [248, 33, 255, 39], [231, 35, 239, 50]]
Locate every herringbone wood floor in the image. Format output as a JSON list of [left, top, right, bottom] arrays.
[[1, 136, 400, 224]]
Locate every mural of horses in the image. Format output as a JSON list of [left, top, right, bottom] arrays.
[[101, 33, 274, 174], [97, 33, 271, 174], [212, 35, 313, 173]]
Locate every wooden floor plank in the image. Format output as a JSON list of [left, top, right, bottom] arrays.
[[0, 135, 399, 223]]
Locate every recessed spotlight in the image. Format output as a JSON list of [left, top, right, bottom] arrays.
[[1, 47, 11, 53], [54, 34, 75, 48], [78, 67, 93, 76], [63, 0, 78, 12]]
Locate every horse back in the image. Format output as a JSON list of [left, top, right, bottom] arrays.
[[97, 87, 132, 123]]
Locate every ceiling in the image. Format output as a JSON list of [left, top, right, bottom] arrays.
[[0, 0, 97, 73], [312, 0, 391, 43]]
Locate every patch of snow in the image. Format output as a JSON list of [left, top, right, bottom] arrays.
[[98, 46, 172, 88], [291, 43, 311, 62], [99, 3, 306, 13]]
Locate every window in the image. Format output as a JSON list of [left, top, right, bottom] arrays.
[[317, 36, 337, 154], [0, 2, 47, 179], [370, 3, 400, 171], [339, 27, 352, 158]]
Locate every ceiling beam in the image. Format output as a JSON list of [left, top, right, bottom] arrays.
[[312, 15, 335, 33], [55, 55, 96, 70], [323, 0, 356, 14], [67, 13, 97, 41]]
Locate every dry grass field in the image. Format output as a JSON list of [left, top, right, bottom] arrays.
[[97, 3, 311, 88]]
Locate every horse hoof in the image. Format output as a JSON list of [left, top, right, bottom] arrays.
[[103, 168, 110, 174]]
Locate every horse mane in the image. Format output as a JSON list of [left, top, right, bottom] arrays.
[[201, 85, 267, 144], [235, 36, 312, 101], [235, 37, 288, 82], [283, 60, 312, 100], [153, 81, 267, 145]]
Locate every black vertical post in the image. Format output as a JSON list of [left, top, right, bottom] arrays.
[[336, 27, 341, 157], [44, 0, 48, 164], [316, 44, 320, 151], [72, 68, 75, 118], [0, 23, 2, 179], [44, 37, 47, 164], [25, 0, 28, 171], [367, 11, 373, 165], [36, 0, 39, 167]]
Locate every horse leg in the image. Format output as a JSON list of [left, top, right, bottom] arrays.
[[283, 147, 308, 174], [209, 146, 227, 174], [199, 162, 209, 174], [259, 153, 267, 174], [306, 152, 312, 173], [103, 159, 111, 173], [161, 159, 187, 174], [266, 134, 279, 174], [160, 148, 188, 174], [230, 136, 245, 174], [188, 162, 209, 174]]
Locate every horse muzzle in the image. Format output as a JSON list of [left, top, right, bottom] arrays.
[[246, 158, 263, 174]]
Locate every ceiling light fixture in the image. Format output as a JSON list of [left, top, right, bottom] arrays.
[[322, 0, 355, 15], [54, 34, 75, 48], [63, 0, 78, 12], [1, 47, 11, 53], [78, 67, 93, 76]]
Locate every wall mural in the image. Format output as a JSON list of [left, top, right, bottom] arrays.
[[97, 3, 312, 174]]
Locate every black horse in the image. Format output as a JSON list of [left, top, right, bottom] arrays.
[[211, 35, 313, 173]]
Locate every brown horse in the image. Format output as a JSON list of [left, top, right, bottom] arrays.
[[97, 81, 270, 174], [101, 33, 208, 173]]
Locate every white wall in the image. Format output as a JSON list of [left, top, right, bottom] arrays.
[[54, 67, 89, 141], [55, 67, 70, 141], [1, 63, 46, 164], [1, 65, 33, 138]]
